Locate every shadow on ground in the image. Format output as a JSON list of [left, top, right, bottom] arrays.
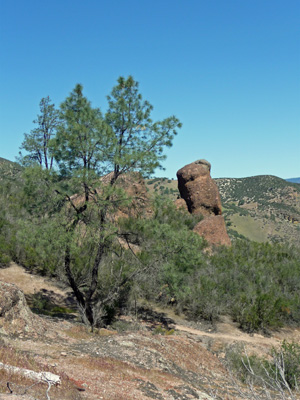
[[26, 288, 78, 320]]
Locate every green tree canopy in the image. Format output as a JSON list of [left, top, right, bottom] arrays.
[[19, 96, 60, 169], [18, 76, 182, 329], [54, 84, 112, 180], [106, 76, 181, 183]]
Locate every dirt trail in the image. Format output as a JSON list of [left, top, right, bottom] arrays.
[[1, 263, 300, 353], [151, 306, 300, 356], [175, 322, 281, 352], [0, 263, 76, 310], [0, 263, 67, 296]]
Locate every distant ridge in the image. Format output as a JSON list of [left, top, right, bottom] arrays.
[[286, 178, 300, 184], [146, 174, 300, 245], [0, 157, 12, 163], [0, 157, 22, 181]]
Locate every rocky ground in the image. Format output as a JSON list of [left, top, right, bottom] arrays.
[[0, 264, 300, 400]]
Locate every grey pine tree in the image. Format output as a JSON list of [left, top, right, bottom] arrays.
[[19, 96, 60, 169]]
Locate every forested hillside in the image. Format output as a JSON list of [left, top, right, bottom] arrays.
[[0, 75, 299, 339], [0, 157, 22, 181], [1, 155, 300, 334]]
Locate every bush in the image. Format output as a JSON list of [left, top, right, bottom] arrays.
[[270, 340, 300, 389], [227, 341, 300, 392], [232, 292, 286, 333], [152, 325, 175, 335], [209, 241, 300, 331], [130, 220, 300, 331], [226, 345, 265, 384], [0, 213, 13, 266]]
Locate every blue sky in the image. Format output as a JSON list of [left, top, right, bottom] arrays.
[[0, 0, 299, 179]]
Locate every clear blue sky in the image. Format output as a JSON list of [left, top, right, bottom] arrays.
[[0, 0, 299, 179]]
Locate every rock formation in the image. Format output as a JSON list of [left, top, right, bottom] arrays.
[[0, 281, 46, 336], [193, 215, 231, 247], [174, 198, 189, 212], [70, 172, 151, 219], [177, 160, 231, 246], [177, 159, 222, 217]]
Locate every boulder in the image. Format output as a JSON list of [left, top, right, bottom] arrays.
[[193, 216, 231, 247], [177, 159, 222, 217], [70, 172, 151, 219], [174, 198, 189, 212], [0, 281, 46, 336], [116, 172, 152, 218], [176, 160, 231, 246]]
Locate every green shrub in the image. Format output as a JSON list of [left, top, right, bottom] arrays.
[[110, 320, 141, 332], [30, 292, 75, 316], [0, 252, 11, 267], [152, 325, 174, 335], [232, 292, 286, 333]]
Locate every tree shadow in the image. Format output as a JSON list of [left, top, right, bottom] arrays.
[[137, 306, 175, 330], [25, 288, 78, 320]]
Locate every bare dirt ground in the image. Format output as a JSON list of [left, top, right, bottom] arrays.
[[175, 317, 300, 357], [0, 263, 66, 296], [1, 263, 300, 400], [0, 263, 76, 309]]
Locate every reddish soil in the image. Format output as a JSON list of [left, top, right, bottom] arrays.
[[1, 263, 300, 400]]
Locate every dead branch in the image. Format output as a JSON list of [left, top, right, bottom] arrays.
[[0, 362, 61, 386]]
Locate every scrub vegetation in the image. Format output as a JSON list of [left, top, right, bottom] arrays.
[[0, 76, 300, 396]]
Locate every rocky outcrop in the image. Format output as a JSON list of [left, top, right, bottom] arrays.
[[177, 159, 222, 217], [174, 198, 189, 212], [0, 281, 46, 336], [177, 160, 231, 246], [193, 215, 231, 247], [70, 172, 151, 219], [115, 172, 152, 218]]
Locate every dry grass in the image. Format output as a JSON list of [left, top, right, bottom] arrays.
[[76, 354, 177, 388], [64, 324, 92, 340], [0, 344, 81, 399], [64, 324, 118, 340]]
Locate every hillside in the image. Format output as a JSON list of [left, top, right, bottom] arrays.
[[216, 175, 300, 244], [1, 162, 300, 398], [1, 157, 299, 245], [0, 157, 22, 182], [145, 177, 179, 199], [146, 175, 300, 245], [1, 263, 300, 399]]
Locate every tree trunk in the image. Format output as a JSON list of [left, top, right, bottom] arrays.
[[64, 244, 95, 327]]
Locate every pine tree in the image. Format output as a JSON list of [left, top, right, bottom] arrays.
[[106, 76, 181, 183], [19, 96, 59, 169], [20, 77, 182, 329]]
